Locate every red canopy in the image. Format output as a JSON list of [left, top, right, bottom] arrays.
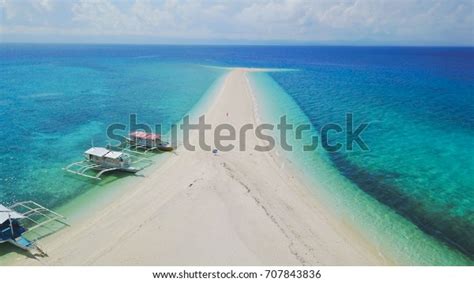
[[130, 131, 161, 140]]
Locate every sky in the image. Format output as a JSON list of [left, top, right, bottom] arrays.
[[0, 0, 473, 46]]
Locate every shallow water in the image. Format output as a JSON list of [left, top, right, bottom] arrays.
[[0, 44, 226, 209], [262, 48, 474, 262], [248, 71, 472, 265]]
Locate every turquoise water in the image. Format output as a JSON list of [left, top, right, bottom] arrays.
[[0, 46, 226, 209], [260, 49, 473, 264], [248, 72, 472, 265], [0, 44, 473, 265]]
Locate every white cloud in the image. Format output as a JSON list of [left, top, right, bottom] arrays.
[[0, 0, 473, 45], [72, 0, 133, 32], [35, 0, 54, 11]]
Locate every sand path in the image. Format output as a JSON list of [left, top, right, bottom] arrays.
[[16, 69, 385, 265]]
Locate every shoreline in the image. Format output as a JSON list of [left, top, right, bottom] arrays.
[[10, 69, 386, 265]]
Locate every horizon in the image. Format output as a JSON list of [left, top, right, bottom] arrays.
[[1, 0, 473, 46], [2, 41, 474, 48]]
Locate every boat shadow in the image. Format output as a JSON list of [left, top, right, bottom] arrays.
[[0, 244, 38, 260]]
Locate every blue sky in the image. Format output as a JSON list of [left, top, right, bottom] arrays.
[[0, 0, 473, 45]]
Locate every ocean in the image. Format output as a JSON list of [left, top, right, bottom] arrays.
[[0, 44, 472, 265]]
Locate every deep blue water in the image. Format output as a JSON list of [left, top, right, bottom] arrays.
[[0, 44, 473, 263]]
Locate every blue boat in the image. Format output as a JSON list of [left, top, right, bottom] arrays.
[[0, 201, 68, 255], [1, 204, 33, 250]]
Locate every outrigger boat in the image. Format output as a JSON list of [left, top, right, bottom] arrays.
[[127, 131, 174, 152], [1, 201, 68, 255], [63, 147, 151, 180]]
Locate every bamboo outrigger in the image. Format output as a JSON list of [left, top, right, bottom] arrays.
[[63, 147, 152, 180], [0, 201, 68, 255]]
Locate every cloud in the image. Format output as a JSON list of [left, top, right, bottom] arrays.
[[0, 0, 473, 45], [72, 0, 133, 33]]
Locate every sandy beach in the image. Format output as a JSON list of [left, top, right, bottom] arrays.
[[13, 69, 386, 266]]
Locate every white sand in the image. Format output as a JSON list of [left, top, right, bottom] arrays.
[[15, 69, 387, 265]]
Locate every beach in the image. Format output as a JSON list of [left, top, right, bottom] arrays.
[[10, 69, 386, 266]]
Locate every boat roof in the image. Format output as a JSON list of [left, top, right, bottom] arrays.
[[0, 204, 25, 223], [105, 151, 123, 159], [130, 131, 161, 140], [85, 147, 124, 159]]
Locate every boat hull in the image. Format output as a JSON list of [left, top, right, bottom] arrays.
[[157, 144, 174, 151], [90, 165, 140, 174], [127, 139, 174, 152]]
